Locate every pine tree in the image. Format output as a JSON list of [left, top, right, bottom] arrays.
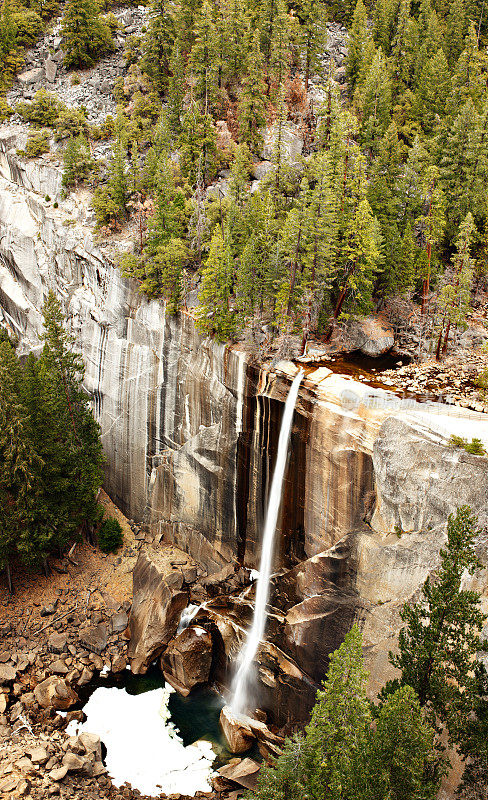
[[416, 165, 446, 313], [197, 227, 238, 340], [62, 134, 95, 190], [370, 685, 442, 800], [189, 0, 218, 111], [0, 342, 44, 590], [61, 0, 113, 69], [372, 0, 399, 55], [299, 0, 328, 90], [167, 41, 186, 137], [142, 237, 188, 311], [24, 293, 105, 551], [414, 47, 451, 132], [346, 0, 370, 90], [446, 0, 467, 65], [268, 0, 294, 93], [385, 506, 487, 741], [237, 32, 268, 153], [142, 0, 175, 93], [355, 47, 392, 152], [435, 212, 475, 358], [179, 100, 218, 185]]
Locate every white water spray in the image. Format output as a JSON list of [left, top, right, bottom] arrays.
[[176, 603, 206, 635], [230, 370, 304, 714]]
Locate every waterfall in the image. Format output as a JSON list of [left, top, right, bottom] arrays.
[[176, 602, 207, 635], [230, 370, 304, 715]]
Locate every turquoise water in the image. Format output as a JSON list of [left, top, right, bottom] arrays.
[[76, 667, 251, 767]]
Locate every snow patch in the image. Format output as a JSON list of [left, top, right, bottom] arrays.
[[66, 685, 215, 796]]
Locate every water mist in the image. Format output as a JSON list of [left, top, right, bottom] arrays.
[[230, 370, 304, 715]]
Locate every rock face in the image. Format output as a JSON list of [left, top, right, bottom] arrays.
[[162, 625, 213, 695], [2, 126, 488, 741], [128, 550, 188, 673]]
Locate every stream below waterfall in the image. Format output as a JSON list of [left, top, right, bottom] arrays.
[[66, 667, 257, 796]]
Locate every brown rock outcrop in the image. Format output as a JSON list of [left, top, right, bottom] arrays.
[[162, 626, 213, 695], [128, 550, 188, 673]]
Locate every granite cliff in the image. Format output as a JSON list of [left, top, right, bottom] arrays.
[[2, 123, 488, 759]]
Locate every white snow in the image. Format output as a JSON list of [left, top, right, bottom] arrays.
[[66, 685, 215, 797]]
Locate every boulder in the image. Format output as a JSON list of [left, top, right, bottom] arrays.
[[62, 752, 85, 772], [110, 610, 128, 634], [79, 623, 108, 654], [251, 161, 273, 181], [44, 59, 57, 82], [17, 68, 43, 86], [78, 731, 102, 761], [335, 315, 394, 357], [262, 121, 304, 164], [28, 746, 48, 765], [219, 706, 256, 754], [48, 633, 67, 654], [0, 664, 17, 685], [162, 625, 213, 695], [49, 766, 68, 782], [33, 676, 78, 710], [218, 757, 261, 789], [50, 659, 69, 675], [128, 550, 189, 673]]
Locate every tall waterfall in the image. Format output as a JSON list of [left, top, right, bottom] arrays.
[[230, 370, 304, 714]]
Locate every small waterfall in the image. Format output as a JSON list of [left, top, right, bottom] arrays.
[[230, 370, 304, 714], [176, 603, 206, 635]]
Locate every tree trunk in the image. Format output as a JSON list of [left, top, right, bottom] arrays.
[[286, 225, 302, 317], [441, 319, 452, 355], [435, 322, 444, 361], [5, 559, 13, 594]]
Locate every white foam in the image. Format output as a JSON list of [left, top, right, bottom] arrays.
[[67, 685, 215, 796]]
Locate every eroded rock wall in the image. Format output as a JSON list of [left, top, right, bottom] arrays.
[[2, 129, 488, 743]]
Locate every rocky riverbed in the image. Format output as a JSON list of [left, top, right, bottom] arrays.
[[0, 491, 261, 800]]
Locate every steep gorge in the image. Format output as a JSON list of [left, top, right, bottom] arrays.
[[2, 125, 488, 738]]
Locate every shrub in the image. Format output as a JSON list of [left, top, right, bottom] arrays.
[[62, 134, 97, 189], [98, 517, 123, 553], [11, 8, 43, 47], [0, 98, 13, 123], [55, 106, 89, 140], [20, 130, 50, 157], [16, 89, 60, 126], [449, 435, 486, 456], [70, 72, 81, 85]]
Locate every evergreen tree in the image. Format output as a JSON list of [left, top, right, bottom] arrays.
[[189, 0, 218, 111], [435, 212, 475, 358], [142, 0, 175, 93], [61, 0, 113, 69], [142, 237, 188, 311], [62, 134, 95, 190], [298, 0, 328, 90], [23, 293, 105, 551], [385, 506, 487, 742], [180, 100, 218, 185], [0, 342, 44, 590], [355, 47, 392, 152], [197, 227, 237, 340], [238, 32, 268, 153], [370, 685, 442, 800], [416, 165, 446, 313], [414, 47, 451, 132], [346, 0, 370, 89], [253, 626, 440, 800], [446, 0, 467, 65]]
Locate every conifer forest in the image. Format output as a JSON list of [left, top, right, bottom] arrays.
[[1, 0, 488, 799]]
